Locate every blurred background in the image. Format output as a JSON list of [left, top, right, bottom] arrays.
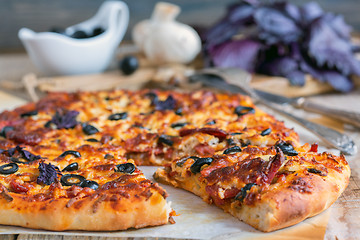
[[1, 0, 359, 53]]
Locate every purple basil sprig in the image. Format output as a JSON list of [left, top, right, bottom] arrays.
[[7, 146, 41, 162], [37, 162, 62, 185], [50, 110, 79, 129], [203, 1, 360, 92], [154, 95, 177, 111]]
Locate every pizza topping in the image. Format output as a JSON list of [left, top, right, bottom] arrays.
[[174, 108, 183, 116], [86, 138, 99, 142], [20, 110, 38, 118], [265, 147, 285, 184], [275, 140, 298, 156], [234, 106, 255, 116], [10, 180, 30, 193], [82, 123, 99, 135], [0, 126, 14, 138], [37, 162, 62, 185], [115, 163, 136, 174], [0, 163, 19, 175], [205, 120, 216, 125], [81, 180, 99, 190], [108, 112, 128, 121], [223, 146, 242, 155], [234, 183, 256, 202], [49, 110, 79, 129], [154, 95, 177, 111], [62, 162, 79, 172], [61, 174, 86, 187], [171, 122, 188, 129], [58, 150, 81, 158], [310, 143, 318, 152], [307, 168, 326, 176], [227, 138, 236, 146], [190, 157, 214, 173], [158, 135, 174, 146], [7, 146, 41, 163], [179, 127, 227, 141], [260, 128, 272, 136]]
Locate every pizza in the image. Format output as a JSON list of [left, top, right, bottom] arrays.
[[0, 89, 350, 232]]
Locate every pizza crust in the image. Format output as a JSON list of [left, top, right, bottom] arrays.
[[0, 190, 171, 231]]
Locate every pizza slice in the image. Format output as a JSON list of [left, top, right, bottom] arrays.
[[154, 141, 350, 232]]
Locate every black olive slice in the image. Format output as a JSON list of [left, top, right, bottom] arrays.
[[175, 108, 183, 116], [20, 110, 38, 118], [108, 112, 128, 121], [145, 92, 158, 104], [260, 128, 272, 136], [115, 163, 136, 174], [275, 141, 298, 156], [62, 162, 79, 172], [176, 156, 191, 167], [307, 168, 322, 175], [81, 180, 99, 190], [59, 150, 81, 158], [44, 121, 52, 128], [230, 132, 243, 136], [234, 106, 255, 116], [158, 135, 173, 146], [0, 126, 14, 138], [171, 122, 188, 129], [61, 174, 85, 186], [86, 138, 99, 142], [223, 146, 242, 155], [190, 157, 214, 174], [0, 163, 18, 175], [226, 138, 236, 146], [205, 120, 216, 125], [82, 124, 99, 135], [104, 154, 114, 160], [235, 183, 256, 201], [240, 139, 251, 147]]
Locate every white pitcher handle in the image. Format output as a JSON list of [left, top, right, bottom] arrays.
[[101, 1, 129, 46]]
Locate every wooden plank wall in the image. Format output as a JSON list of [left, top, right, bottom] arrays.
[[0, 0, 360, 52]]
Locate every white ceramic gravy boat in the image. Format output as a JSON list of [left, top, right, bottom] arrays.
[[18, 1, 129, 76]]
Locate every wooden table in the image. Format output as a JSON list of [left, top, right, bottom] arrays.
[[0, 53, 360, 240]]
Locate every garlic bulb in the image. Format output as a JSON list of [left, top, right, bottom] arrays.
[[132, 2, 201, 64]]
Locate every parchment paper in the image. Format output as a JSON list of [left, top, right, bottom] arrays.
[[0, 92, 332, 239]]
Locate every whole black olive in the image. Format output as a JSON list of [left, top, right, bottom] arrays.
[[171, 122, 188, 129], [62, 162, 79, 172], [0, 163, 19, 175], [0, 126, 14, 138], [158, 135, 173, 146], [235, 183, 256, 202], [61, 174, 86, 186], [20, 110, 38, 118], [190, 157, 214, 174], [234, 106, 255, 116], [275, 141, 298, 156], [260, 128, 272, 136], [115, 163, 136, 174], [81, 180, 99, 190], [108, 112, 128, 121], [119, 55, 139, 75], [82, 124, 99, 135], [58, 150, 81, 158], [92, 27, 105, 37], [223, 146, 242, 155], [70, 30, 88, 39]]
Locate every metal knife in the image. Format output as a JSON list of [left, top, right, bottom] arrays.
[[189, 73, 357, 155], [194, 68, 360, 128]]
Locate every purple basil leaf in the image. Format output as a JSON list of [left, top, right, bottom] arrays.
[[271, 2, 301, 23], [7, 145, 41, 161], [307, 15, 355, 75], [300, 2, 323, 24], [37, 162, 62, 185], [325, 14, 352, 40], [300, 60, 326, 82], [155, 95, 176, 111], [209, 39, 262, 72], [254, 7, 302, 44], [258, 56, 298, 76], [323, 71, 354, 92], [285, 70, 306, 86], [51, 110, 79, 129]]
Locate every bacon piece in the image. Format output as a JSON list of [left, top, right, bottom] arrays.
[[6, 130, 43, 146], [179, 127, 227, 141], [265, 147, 285, 184], [10, 180, 30, 193], [310, 143, 318, 153], [195, 143, 215, 156]]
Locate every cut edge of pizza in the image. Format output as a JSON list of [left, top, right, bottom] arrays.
[[154, 142, 350, 232]]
